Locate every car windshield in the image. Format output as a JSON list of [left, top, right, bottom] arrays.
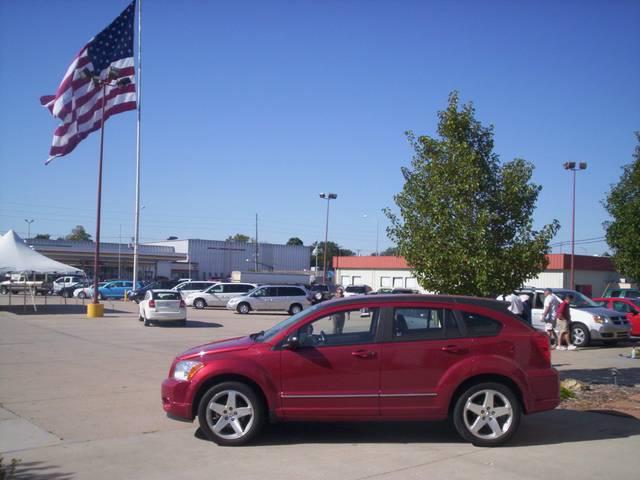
[[555, 290, 599, 308], [253, 303, 324, 342]]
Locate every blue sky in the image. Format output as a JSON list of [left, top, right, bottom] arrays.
[[1, 0, 638, 255]]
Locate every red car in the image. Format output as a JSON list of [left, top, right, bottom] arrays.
[[162, 295, 558, 447], [593, 297, 640, 336]]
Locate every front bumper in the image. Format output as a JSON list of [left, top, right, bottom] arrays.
[[591, 324, 630, 341], [161, 378, 193, 420]]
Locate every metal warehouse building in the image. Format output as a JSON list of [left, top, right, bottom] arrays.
[[146, 239, 312, 281], [334, 254, 624, 297]]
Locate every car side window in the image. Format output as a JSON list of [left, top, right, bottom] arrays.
[[393, 308, 460, 340], [253, 288, 267, 297], [297, 308, 379, 347], [611, 290, 620, 297], [613, 302, 631, 313], [460, 312, 503, 337], [210, 285, 223, 293]]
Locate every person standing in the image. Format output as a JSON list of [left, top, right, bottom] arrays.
[[556, 295, 577, 350], [505, 292, 525, 319], [332, 287, 346, 334], [542, 288, 561, 345]]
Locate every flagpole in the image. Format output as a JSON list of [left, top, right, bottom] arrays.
[[132, 0, 142, 288]]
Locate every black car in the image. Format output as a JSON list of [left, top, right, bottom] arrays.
[[57, 282, 87, 298], [127, 279, 181, 303]]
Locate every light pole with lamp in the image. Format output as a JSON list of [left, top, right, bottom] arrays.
[[319, 193, 337, 284], [24, 219, 34, 241], [563, 162, 587, 290]]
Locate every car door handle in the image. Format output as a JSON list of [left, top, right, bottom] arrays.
[[351, 350, 377, 359], [441, 345, 468, 354]]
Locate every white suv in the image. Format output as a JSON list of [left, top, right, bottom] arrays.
[[521, 288, 631, 347], [226, 285, 311, 315], [186, 283, 256, 309]]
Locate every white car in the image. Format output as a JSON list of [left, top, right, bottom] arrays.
[[52, 275, 85, 293], [186, 282, 256, 309], [74, 282, 106, 298], [139, 289, 186, 327]]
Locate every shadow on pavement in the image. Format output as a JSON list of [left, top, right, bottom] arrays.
[[558, 367, 640, 386], [0, 304, 129, 315], [194, 409, 640, 447], [12, 460, 74, 480], [152, 320, 222, 328]]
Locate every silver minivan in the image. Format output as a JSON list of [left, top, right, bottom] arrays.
[[226, 285, 311, 315]]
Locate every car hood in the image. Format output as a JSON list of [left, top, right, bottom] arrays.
[[572, 306, 621, 317], [178, 336, 254, 360]]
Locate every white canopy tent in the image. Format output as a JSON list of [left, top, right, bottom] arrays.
[[0, 230, 83, 274]]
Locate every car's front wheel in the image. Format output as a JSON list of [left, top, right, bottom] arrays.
[[452, 382, 521, 447], [197, 381, 264, 446], [571, 323, 590, 347]]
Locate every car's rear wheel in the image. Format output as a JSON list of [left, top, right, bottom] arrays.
[[237, 303, 251, 314], [197, 381, 264, 446], [138, 314, 144, 322], [289, 303, 303, 315], [0, 286, 7, 295], [78, 291, 86, 299], [452, 382, 521, 447], [571, 323, 590, 347], [194, 298, 206, 310], [143, 315, 151, 327]]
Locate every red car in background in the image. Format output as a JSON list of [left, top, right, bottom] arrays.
[[162, 295, 559, 447], [593, 297, 640, 336]]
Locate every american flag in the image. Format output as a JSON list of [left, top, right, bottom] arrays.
[[40, 1, 137, 164]]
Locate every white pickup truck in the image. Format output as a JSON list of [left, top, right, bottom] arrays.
[[0, 274, 52, 295]]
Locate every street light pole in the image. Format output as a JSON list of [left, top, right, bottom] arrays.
[[24, 219, 34, 240], [563, 162, 587, 290], [319, 192, 337, 284]]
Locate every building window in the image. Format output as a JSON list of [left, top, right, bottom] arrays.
[[380, 276, 391, 287]]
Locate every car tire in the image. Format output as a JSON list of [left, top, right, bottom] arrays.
[[194, 298, 206, 310], [197, 381, 264, 446], [452, 382, 521, 447], [237, 303, 251, 314], [289, 304, 303, 315], [143, 315, 151, 327], [98, 293, 104, 301], [138, 314, 144, 322], [570, 323, 590, 347], [78, 291, 86, 299], [0, 286, 8, 295]]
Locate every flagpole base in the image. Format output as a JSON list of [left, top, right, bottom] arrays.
[[87, 303, 104, 318]]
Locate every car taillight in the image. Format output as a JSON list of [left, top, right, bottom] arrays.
[[148, 299, 156, 308], [531, 332, 551, 366], [180, 300, 186, 308]]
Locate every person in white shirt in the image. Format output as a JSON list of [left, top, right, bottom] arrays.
[[504, 292, 525, 318], [542, 288, 561, 345]]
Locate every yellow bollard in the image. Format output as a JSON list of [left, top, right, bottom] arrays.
[[87, 303, 105, 318]]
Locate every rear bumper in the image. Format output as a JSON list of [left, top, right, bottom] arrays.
[[162, 378, 193, 420], [148, 311, 186, 321], [527, 368, 560, 413]]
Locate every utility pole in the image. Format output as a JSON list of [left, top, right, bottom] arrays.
[[24, 219, 34, 240], [255, 213, 259, 272], [563, 162, 587, 290], [319, 193, 337, 284]]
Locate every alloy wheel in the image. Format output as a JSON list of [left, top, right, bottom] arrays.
[[205, 390, 255, 441], [462, 389, 513, 441]]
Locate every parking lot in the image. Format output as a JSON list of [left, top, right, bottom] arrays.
[[1, 296, 640, 480]]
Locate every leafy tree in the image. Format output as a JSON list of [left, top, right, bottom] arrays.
[[286, 237, 304, 246], [66, 225, 92, 241], [226, 233, 250, 243], [603, 132, 640, 280], [385, 92, 559, 296], [310, 241, 355, 270], [34, 233, 50, 240], [379, 246, 399, 256]]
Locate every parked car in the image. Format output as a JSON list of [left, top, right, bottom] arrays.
[[307, 284, 336, 304], [371, 287, 394, 294], [602, 288, 640, 299], [86, 280, 143, 300], [162, 294, 559, 447], [172, 281, 217, 299], [127, 279, 182, 303], [75, 282, 106, 299], [522, 288, 631, 347], [139, 289, 186, 327], [226, 285, 311, 314], [593, 297, 640, 336], [186, 283, 256, 309], [57, 281, 89, 298], [343, 285, 372, 297]]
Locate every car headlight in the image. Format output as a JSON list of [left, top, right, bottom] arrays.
[[592, 315, 607, 324], [173, 360, 203, 381]]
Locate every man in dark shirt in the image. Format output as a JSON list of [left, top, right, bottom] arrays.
[[556, 295, 577, 350]]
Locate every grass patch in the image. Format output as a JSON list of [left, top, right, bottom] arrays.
[[560, 386, 576, 401]]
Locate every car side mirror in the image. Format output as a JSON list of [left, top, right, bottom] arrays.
[[282, 335, 300, 350]]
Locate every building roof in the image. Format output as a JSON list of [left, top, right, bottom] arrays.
[[334, 254, 616, 272]]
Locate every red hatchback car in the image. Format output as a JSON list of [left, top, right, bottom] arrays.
[[593, 297, 640, 336], [162, 295, 559, 447]]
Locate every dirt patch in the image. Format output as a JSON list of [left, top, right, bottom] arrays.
[[559, 379, 640, 419]]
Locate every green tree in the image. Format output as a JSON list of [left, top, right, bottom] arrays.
[[378, 246, 399, 256], [603, 132, 640, 280], [385, 92, 559, 296], [226, 233, 250, 243], [66, 225, 92, 241], [310, 241, 355, 270], [34, 233, 50, 240], [286, 237, 304, 246]]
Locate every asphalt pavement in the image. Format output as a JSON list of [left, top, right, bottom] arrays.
[[1, 296, 639, 479]]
